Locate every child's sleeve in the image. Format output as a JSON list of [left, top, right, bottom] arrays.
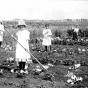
[[26, 31, 30, 40], [48, 29, 52, 35], [28, 32, 30, 40], [42, 29, 45, 35], [16, 31, 19, 36]]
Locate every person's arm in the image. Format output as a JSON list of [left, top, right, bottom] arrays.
[[48, 29, 52, 36], [3, 25, 5, 32], [43, 30, 49, 38], [29, 32, 30, 40], [15, 31, 19, 41], [26, 31, 30, 42], [0, 25, 4, 34], [43, 29, 45, 35]]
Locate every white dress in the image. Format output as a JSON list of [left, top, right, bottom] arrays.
[[42, 29, 52, 46], [0, 24, 4, 42], [15, 29, 31, 62], [74, 28, 79, 34]]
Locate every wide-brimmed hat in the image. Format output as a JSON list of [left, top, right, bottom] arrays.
[[17, 20, 27, 27]]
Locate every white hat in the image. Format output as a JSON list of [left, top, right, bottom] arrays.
[[17, 20, 27, 27]]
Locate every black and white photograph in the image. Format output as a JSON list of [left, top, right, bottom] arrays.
[[0, 0, 88, 88]]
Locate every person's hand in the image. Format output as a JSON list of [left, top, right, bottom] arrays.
[[26, 39, 30, 43], [45, 32, 48, 35]]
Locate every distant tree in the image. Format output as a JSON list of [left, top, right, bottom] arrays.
[[66, 19, 72, 21]]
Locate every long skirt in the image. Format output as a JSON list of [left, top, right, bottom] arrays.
[[15, 41, 31, 62], [42, 37, 52, 46]]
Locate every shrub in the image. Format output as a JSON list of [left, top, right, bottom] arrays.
[[54, 30, 62, 37]]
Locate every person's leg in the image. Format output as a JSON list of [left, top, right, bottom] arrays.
[[74, 32, 77, 41], [76, 33, 78, 40], [50, 45, 52, 51], [24, 62, 29, 74], [45, 46, 47, 51], [25, 59, 29, 70], [72, 32, 75, 41], [0, 42, 2, 48], [19, 61, 26, 73], [22, 60, 29, 74], [24, 58, 32, 73], [19, 62, 23, 70], [22, 62, 26, 71], [25, 63, 28, 70]]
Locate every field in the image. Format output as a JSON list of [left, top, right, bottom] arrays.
[[0, 20, 88, 88]]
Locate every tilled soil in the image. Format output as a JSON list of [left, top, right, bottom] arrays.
[[0, 45, 88, 88]]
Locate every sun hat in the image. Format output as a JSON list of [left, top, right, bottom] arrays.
[[17, 19, 27, 27]]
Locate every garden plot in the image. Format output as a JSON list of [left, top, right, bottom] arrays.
[[0, 43, 87, 88]]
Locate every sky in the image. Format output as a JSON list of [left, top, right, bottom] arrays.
[[0, 0, 88, 21]]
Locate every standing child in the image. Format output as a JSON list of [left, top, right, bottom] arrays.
[[15, 20, 31, 74], [42, 24, 52, 52]]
